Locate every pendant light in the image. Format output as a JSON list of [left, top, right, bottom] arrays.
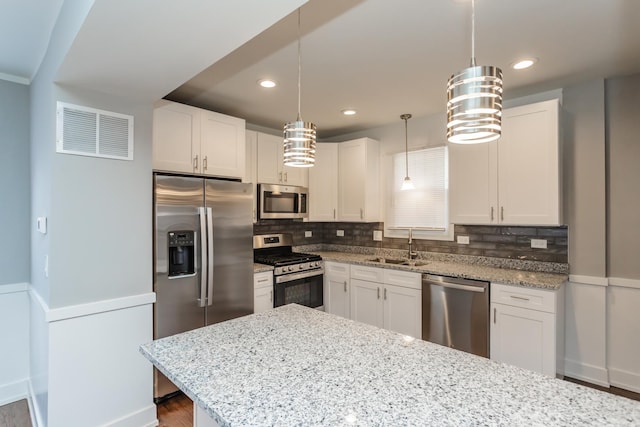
[[283, 8, 316, 167], [447, 0, 503, 144], [400, 114, 414, 191]]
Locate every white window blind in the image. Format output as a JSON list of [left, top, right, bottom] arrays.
[[390, 147, 448, 229]]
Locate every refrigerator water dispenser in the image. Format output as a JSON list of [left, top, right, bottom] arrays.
[[168, 231, 195, 277]]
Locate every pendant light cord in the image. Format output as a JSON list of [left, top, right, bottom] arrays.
[[404, 117, 409, 177], [470, 0, 476, 67], [297, 9, 302, 121]]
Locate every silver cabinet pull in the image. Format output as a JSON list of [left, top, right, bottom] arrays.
[[203, 156, 208, 171], [501, 206, 504, 221], [270, 290, 273, 302], [279, 172, 283, 182], [494, 307, 497, 324], [360, 208, 364, 219], [284, 172, 288, 182], [491, 207, 494, 221], [344, 281, 347, 292], [333, 208, 336, 219], [510, 295, 530, 301], [193, 155, 199, 170], [377, 287, 380, 299], [384, 288, 387, 300]]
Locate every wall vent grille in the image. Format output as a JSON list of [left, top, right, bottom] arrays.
[[56, 102, 134, 160]]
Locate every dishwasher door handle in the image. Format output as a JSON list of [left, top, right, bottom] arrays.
[[426, 281, 486, 293]]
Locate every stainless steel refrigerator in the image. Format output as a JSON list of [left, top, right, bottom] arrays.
[[153, 174, 254, 400]]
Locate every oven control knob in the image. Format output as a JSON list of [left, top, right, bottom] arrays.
[[285, 266, 292, 272]]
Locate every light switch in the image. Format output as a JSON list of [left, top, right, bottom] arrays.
[[373, 230, 383, 241], [336, 230, 344, 237], [531, 239, 548, 249], [37, 216, 47, 234]]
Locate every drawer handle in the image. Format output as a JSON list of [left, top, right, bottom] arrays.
[[510, 295, 530, 301], [257, 278, 270, 283]]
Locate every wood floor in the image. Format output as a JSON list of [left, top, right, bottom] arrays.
[[0, 399, 32, 427], [156, 378, 640, 426]]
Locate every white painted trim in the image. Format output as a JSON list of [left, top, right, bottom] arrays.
[[101, 404, 158, 427], [0, 379, 28, 407], [609, 368, 640, 394], [568, 275, 609, 287], [608, 277, 640, 290], [0, 72, 30, 85], [28, 380, 45, 427], [0, 282, 29, 294], [563, 359, 609, 388], [29, 287, 156, 322]]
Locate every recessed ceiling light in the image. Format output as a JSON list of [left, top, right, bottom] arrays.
[[341, 109, 357, 116], [258, 79, 276, 88], [511, 58, 537, 70]]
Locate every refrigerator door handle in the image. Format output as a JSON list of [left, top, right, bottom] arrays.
[[206, 207, 214, 307], [197, 207, 207, 307]]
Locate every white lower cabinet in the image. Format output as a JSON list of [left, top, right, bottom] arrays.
[[349, 265, 421, 338], [490, 282, 564, 377], [254, 271, 274, 314], [324, 262, 350, 318]]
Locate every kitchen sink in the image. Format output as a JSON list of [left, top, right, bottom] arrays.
[[366, 258, 428, 267]]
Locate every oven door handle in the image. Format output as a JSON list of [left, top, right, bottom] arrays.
[[275, 268, 324, 284]]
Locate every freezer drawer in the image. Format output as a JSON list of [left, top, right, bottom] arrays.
[[422, 274, 489, 358]]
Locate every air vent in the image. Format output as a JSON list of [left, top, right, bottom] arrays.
[[56, 102, 134, 160]]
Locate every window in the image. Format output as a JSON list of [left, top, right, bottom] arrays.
[[387, 146, 451, 239]]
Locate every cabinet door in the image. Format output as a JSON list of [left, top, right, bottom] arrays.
[[449, 141, 498, 224], [498, 100, 560, 225], [282, 161, 308, 187], [490, 303, 555, 376], [383, 284, 422, 338], [153, 101, 199, 174], [338, 140, 366, 221], [350, 279, 383, 328], [254, 286, 273, 314], [245, 131, 258, 222], [256, 132, 282, 184], [200, 110, 245, 179], [325, 274, 350, 318], [309, 143, 338, 221]]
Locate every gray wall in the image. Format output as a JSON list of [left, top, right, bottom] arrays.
[[606, 73, 640, 279], [0, 80, 30, 285], [562, 80, 607, 277]]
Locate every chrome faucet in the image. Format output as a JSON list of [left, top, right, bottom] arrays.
[[407, 228, 418, 260]]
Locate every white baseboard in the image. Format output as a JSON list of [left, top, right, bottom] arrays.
[[563, 359, 609, 388], [102, 404, 158, 427], [609, 367, 640, 394], [27, 380, 45, 427], [0, 379, 28, 407]]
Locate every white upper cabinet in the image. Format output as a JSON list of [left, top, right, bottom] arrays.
[[153, 100, 245, 179], [309, 143, 339, 221], [338, 138, 381, 222], [450, 99, 561, 225], [256, 132, 308, 187]]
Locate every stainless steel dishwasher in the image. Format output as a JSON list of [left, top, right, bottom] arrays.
[[422, 274, 489, 358]]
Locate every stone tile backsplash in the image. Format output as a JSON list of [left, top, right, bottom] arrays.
[[254, 221, 568, 264]]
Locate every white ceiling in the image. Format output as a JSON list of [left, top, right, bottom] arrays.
[[2, 0, 640, 139]]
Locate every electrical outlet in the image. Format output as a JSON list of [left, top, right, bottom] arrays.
[[373, 230, 383, 241], [531, 238, 548, 249], [305, 230, 312, 238], [457, 235, 470, 245], [336, 229, 344, 237]]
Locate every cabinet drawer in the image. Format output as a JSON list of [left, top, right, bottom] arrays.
[[491, 282, 557, 313], [383, 269, 421, 290], [350, 265, 384, 283], [325, 261, 350, 276], [254, 271, 273, 289]]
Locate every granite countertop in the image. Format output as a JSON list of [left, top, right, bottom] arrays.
[[253, 263, 273, 273], [312, 251, 567, 290], [140, 304, 640, 426]]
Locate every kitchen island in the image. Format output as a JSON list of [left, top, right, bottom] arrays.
[[140, 304, 639, 426]]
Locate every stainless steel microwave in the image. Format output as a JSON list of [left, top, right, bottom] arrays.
[[258, 183, 308, 220]]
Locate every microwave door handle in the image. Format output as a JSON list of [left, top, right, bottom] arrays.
[[206, 207, 214, 307], [296, 193, 302, 213], [198, 207, 207, 307]]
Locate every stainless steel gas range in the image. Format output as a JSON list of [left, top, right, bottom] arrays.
[[253, 234, 324, 309]]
